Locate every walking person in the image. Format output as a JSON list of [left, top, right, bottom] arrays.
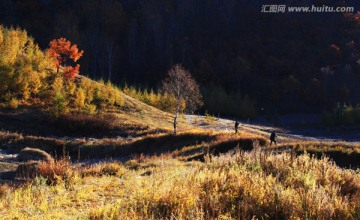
[[270, 131, 277, 146], [173, 116, 177, 135], [235, 120, 239, 134]]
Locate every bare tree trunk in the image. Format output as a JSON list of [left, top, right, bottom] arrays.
[[162, 64, 203, 135], [174, 106, 179, 135]]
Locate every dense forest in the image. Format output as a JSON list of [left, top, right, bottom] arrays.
[[1, 0, 360, 117]]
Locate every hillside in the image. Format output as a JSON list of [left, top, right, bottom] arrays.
[[0, 70, 268, 159], [0, 90, 187, 138]]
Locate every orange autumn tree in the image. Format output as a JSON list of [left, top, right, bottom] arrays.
[[48, 38, 84, 80]]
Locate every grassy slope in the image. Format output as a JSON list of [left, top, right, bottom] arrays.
[[0, 92, 188, 137], [111, 93, 202, 136]]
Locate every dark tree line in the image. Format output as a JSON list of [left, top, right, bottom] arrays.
[[1, 0, 360, 117]]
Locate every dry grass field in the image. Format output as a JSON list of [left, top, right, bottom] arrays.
[[0, 149, 359, 219]]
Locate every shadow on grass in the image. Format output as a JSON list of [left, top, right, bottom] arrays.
[[269, 143, 360, 169], [187, 137, 267, 162], [73, 133, 219, 159], [0, 133, 65, 155], [0, 109, 160, 138], [301, 150, 360, 169], [1, 130, 268, 162]]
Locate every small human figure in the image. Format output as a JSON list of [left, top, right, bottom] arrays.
[[235, 120, 239, 134], [173, 116, 177, 135], [270, 131, 277, 146]]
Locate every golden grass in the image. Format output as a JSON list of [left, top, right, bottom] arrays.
[[116, 93, 189, 133], [81, 162, 127, 177], [1, 149, 359, 219]]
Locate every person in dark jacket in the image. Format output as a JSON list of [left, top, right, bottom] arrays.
[[270, 131, 277, 146], [235, 121, 239, 134]]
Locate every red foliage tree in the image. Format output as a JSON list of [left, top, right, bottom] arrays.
[[48, 38, 84, 80]]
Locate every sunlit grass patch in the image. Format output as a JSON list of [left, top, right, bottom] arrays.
[[1, 149, 360, 219], [81, 162, 127, 177]]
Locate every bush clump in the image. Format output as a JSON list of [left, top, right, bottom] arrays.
[[17, 147, 53, 163], [6, 98, 19, 109], [37, 158, 73, 185]]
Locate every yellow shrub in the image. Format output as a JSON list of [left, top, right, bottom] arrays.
[[51, 76, 64, 95], [84, 103, 97, 115], [0, 26, 51, 103], [51, 92, 69, 117], [7, 98, 19, 109], [66, 81, 77, 96], [114, 88, 124, 106], [80, 78, 95, 104], [105, 82, 116, 106], [74, 87, 85, 110]]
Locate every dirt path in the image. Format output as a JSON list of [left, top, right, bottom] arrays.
[[185, 115, 348, 143]]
